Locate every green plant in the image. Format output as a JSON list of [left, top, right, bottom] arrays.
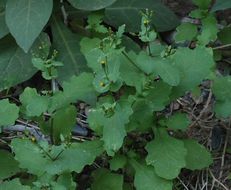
[[0, 0, 231, 189]]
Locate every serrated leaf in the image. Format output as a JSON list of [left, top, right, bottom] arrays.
[[52, 105, 76, 143], [0, 150, 20, 180], [212, 76, 231, 118], [161, 112, 190, 131], [109, 154, 127, 171], [5, 0, 53, 52], [212, 0, 231, 12], [20, 87, 49, 117], [184, 139, 212, 170], [0, 178, 31, 190], [171, 47, 214, 97], [68, 0, 117, 11], [145, 128, 187, 179], [102, 104, 133, 156], [0, 99, 19, 126], [197, 15, 218, 45], [130, 159, 173, 190], [0, 0, 9, 39], [0, 33, 50, 91], [105, 0, 180, 32], [175, 23, 198, 42], [51, 17, 89, 82], [91, 168, 123, 190]]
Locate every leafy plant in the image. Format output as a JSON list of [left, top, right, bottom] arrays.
[[0, 0, 230, 189]]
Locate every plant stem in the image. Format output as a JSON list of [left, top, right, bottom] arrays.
[[212, 43, 231, 50]]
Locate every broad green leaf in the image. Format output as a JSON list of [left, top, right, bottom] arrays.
[[11, 138, 52, 175], [0, 99, 19, 126], [135, 51, 155, 74], [145, 128, 187, 179], [120, 52, 146, 93], [109, 154, 127, 171], [51, 17, 89, 82], [47, 140, 104, 174], [0, 0, 9, 39], [20, 87, 49, 117], [5, 0, 53, 52], [0, 33, 50, 91], [130, 159, 173, 190], [171, 47, 214, 97], [197, 15, 218, 45], [145, 82, 172, 111], [212, 76, 231, 118], [0, 179, 30, 190], [126, 99, 154, 132], [52, 105, 76, 142], [105, 0, 180, 32], [214, 101, 231, 118], [175, 23, 198, 42], [192, 0, 211, 9], [62, 73, 97, 105], [81, 46, 103, 72], [184, 139, 212, 170], [91, 168, 123, 190], [160, 112, 190, 131], [102, 104, 133, 156], [11, 138, 103, 175], [153, 59, 180, 86], [87, 12, 108, 33], [57, 173, 76, 190], [218, 27, 231, 44], [0, 150, 20, 180], [212, 0, 231, 12], [49, 73, 97, 112], [68, 0, 117, 11], [87, 108, 105, 134]]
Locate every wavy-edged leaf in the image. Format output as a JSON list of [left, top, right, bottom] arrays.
[[130, 159, 173, 190], [184, 139, 212, 170], [145, 128, 187, 179], [171, 47, 215, 97], [91, 168, 123, 190], [0, 99, 19, 126], [0, 179, 30, 190], [6, 0, 53, 52], [212, 76, 231, 118], [20, 87, 49, 117], [68, 0, 117, 11], [0, 150, 20, 180], [51, 16, 89, 82]]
